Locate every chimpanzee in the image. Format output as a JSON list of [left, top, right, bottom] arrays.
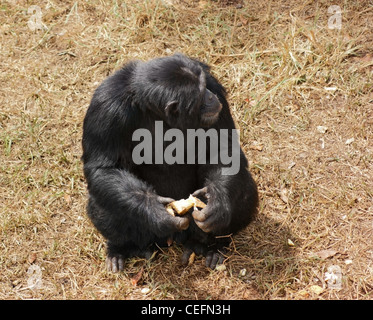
[[82, 53, 258, 271]]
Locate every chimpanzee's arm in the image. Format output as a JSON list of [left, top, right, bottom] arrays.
[[82, 68, 189, 239]]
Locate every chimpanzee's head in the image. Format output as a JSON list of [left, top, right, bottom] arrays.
[[133, 53, 222, 130]]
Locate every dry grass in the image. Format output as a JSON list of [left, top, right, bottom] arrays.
[[0, 0, 372, 300]]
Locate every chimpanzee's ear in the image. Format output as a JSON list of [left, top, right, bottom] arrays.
[[165, 101, 179, 118]]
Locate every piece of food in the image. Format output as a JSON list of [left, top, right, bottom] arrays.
[[188, 252, 196, 266], [165, 195, 206, 216]]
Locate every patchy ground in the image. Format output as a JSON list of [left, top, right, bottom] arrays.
[[0, 0, 372, 300]]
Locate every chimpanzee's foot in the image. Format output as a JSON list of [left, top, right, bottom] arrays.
[[181, 240, 227, 269], [106, 254, 125, 273], [106, 242, 156, 272], [205, 250, 225, 269]]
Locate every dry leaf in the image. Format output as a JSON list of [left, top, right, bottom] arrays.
[[249, 142, 264, 151], [284, 104, 300, 112], [343, 34, 352, 42], [28, 252, 37, 264], [298, 289, 310, 297], [324, 86, 337, 91], [279, 188, 289, 204], [345, 138, 354, 145], [131, 267, 144, 286], [249, 100, 257, 107], [310, 285, 324, 295], [288, 161, 296, 169], [352, 53, 373, 70], [239, 16, 249, 26], [215, 264, 226, 272], [239, 268, 247, 277], [141, 287, 151, 294], [64, 193, 72, 204], [317, 126, 328, 134], [198, 1, 208, 9], [353, 53, 373, 63], [315, 249, 338, 260]]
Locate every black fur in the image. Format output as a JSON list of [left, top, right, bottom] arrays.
[[82, 53, 258, 270]]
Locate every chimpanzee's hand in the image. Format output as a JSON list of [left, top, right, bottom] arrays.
[[191, 187, 230, 234], [157, 196, 190, 231]]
